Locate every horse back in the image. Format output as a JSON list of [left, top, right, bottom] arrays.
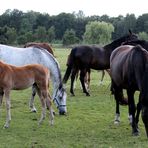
[[111, 45, 148, 89], [67, 45, 103, 69]]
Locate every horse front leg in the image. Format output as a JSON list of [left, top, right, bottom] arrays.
[[127, 90, 139, 136], [29, 84, 37, 112], [99, 70, 105, 85], [80, 69, 90, 96], [70, 69, 78, 96], [46, 93, 54, 125], [4, 90, 11, 128]]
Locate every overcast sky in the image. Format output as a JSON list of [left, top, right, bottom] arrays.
[[1, 0, 148, 17]]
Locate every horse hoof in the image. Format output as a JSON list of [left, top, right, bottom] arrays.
[[86, 93, 90, 96], [4, 124, 9, 129], [114, 120, 120, 125], [132, 131, 139, 136], [71, 93, 75, 97], [31, 109, 37, 113]]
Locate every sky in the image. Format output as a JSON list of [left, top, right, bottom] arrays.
[[0, 0, 148, 17]]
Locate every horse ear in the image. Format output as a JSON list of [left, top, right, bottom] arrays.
[[129, 29, 132, 35]]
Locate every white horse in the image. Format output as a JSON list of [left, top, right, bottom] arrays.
[[0, 44, 67, 115]]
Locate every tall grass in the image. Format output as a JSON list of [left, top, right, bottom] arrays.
[[0, 48, 147, 148]]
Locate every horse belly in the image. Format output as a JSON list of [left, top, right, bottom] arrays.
[[13, 78, 34, 90]]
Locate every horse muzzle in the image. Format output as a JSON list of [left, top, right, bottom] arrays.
[[59, 106, 67, 115]]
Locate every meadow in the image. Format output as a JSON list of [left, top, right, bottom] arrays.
[[0, 48, 148, 148]]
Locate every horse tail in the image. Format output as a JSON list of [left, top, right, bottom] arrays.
[[142, 63, 148, 106], [130, 45, 148, 105], [63, 48, 76, 83]]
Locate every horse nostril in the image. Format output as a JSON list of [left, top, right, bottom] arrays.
[[59, 110, 66, 115]]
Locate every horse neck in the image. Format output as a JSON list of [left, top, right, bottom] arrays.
[[104, 38, 125, 53], [42, 51, 62, 97]]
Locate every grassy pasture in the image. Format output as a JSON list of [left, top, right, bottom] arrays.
[[0, 48, 148, 148]]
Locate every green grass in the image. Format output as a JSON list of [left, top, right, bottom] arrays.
[[0, 48, 148, 148]]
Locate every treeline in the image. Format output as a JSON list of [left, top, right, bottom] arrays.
[[0, 9, 148, 45]]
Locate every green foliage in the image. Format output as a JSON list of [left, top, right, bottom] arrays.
[[62, 29, 79, 45], [1, 9, 148, 44], [138, 32, 148, 40], [83, 21, 114, 44], [6, 27, 17, 44], [34, 26, 47, 42], [47, 26, 55, 43]]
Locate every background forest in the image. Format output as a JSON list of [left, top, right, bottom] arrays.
[[0, 9, 148, 46]]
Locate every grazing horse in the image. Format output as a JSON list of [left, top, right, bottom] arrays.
[[24, 42, 54, 56], [110, 45, 148, 137], [0, 44, 67, 115], [0, 61, 54, 128], [63, 30, 138, 96]]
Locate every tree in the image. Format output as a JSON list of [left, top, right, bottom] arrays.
[[83, 21, 114, 44], [47, 26, 55, 43], [6, 27, 17, 44], [35, 26, 47, 42], [63, 29, 79, 45], [138, 32, 148, 40]]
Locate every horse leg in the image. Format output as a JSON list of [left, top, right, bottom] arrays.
[[99, 70, 105, 85], [135, 93, 142, 125], [0, 91, 4, 118], [29, 84, 37, 112], [111, 81, 122, 124], [46, 93, 54, 125], [127, 90, 139, 136], [70, 68, 78, 96], [114, 89, 121, 124], [36, 87, 46, 125], [85, 69, 90, 91], [80, 69, 90, 96], [4, 90, 11, 128]]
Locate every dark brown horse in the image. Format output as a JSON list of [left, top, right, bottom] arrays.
[[110, 45, 148, 137], [63, 30, 138, 96], [24, 42, 54, 56], [66, 54, 110, 94], [113, 39, 148, 124]]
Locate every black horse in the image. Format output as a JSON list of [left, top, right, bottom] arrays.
[[63, 30, 138, 96], [110, 45, 148, 137]]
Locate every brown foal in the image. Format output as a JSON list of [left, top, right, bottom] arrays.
[[0, 61, 54, 128]]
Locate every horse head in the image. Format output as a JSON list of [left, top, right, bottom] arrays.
[[53, 83, 67, 115]]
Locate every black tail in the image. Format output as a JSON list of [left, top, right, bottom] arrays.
[[63, 48, 76, 83], [63, 66, 72, 83]]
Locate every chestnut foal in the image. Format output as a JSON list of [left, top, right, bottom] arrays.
[[0, 61, 54, 128]]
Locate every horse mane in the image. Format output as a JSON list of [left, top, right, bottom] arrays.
[[104, 30, 138, 50], [123, 39, 148, 51], [24, 42, 54, 56]]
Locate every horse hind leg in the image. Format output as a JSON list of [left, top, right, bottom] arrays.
[[29, 84, 37, 112], [99, 70, 105, 85], [80, 69, 90, 96], [127, 90, 139, 136], [4, 90, 11, 128]]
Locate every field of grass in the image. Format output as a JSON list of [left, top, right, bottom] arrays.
[[0, 48, 148, 148]]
